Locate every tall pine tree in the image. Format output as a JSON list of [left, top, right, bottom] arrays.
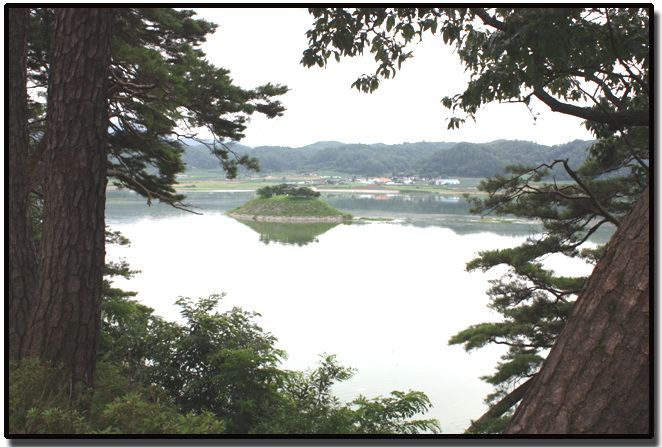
[[8, 7, 289, 393]]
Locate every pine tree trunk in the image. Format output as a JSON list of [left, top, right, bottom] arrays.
[[24, 8, 114, 387], [8, 8, 36, 362], [504, 186, 650, 434]]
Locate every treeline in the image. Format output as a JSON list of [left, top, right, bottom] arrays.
[[181, 139, 594, 179]]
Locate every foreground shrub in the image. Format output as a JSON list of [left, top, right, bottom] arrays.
[[8, 359, 226, 435], [9, 359, 90, 434]]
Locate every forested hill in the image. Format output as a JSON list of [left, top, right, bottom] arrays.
[[181, 139, 594, 179]]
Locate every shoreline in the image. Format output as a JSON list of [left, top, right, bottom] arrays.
[[227, 212, 351, 223], [313, 188, 400, 194], [108, 184, 481, 195]]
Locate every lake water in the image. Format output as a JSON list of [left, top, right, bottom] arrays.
[[105, 189, 615, 434]]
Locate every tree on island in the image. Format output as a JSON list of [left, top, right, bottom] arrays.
[[302, 7, 649, 434], [256, 183, 321, 199]]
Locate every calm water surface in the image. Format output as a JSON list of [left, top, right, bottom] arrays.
[[105, 189, 614, 433]]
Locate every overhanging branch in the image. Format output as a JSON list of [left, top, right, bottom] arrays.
[[532, 85, 649, 128], [107, 169, 202, 215]]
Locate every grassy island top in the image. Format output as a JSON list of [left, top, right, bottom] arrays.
[[229, 184, 353, 220], [228, 195, 353, 219]]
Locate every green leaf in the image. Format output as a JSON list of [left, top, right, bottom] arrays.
[[386, 15, 395, 32]]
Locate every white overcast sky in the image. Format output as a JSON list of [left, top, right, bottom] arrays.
[[192, 7, 596, 148]]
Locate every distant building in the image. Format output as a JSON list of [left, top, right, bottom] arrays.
[[435, 179, 460, 186], [372, 177, 392, 184]]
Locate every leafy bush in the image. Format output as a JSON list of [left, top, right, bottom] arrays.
[[8, 359, 226, 435], [8, 358, 90, 434], [96, 294, 440, 434], [253, 354, 441, 434], [11, 293, 440, 435]]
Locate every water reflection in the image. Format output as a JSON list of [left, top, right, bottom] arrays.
[[323, 192, 470, 217], [106, 189, 616, 244], [233, 219, 348, 246], [106, 189, 255, 223], [322, 192, 616, 243]]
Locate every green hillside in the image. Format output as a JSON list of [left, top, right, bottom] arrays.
[[415, 139, 590, 178], [181, 139, 595, 179]]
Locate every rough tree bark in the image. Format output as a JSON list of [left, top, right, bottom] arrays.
[[23, 8, 114, 388], [504, 186, 650, 434], [8, 8, 36, 362]]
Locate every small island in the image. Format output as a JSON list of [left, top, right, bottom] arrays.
[[227, 184, 353, 223]]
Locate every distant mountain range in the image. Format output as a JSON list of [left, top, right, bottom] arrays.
[[180, 139, 595, 179]]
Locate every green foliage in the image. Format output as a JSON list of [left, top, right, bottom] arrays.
[[90, 362, 226, 434], [257, 183, 321, 199], [98, 296, 155, 377], [300, 143, 444, 177], [230, 196, 352, 219], [249, 145, 323, 173], [256, 183, 285, 198], [416, 140, 590, 179], [8, 359, 227, 435], [451, 128, 647, 395], [103, 228, 141, 301], [145, 295, 288, 433], [449, 149, 647, 431], [288, 187, 322, 198], [182, 141, 446, 177], [300, 7, 649, 433], [258, 354, 357, 434], [303, 8, 648, 135], [93, 389, 225, 434], [466, 415, 511, 435], [96, 294, 440, 434], [14, 246, 440, 436], [254, 355, 441, 434], [301, 8, 649, 192], [97, 293, 286, 434], [27, 8, 289, 211], [236, 220, 343, 246], [181, 142, 253, 170], [349, 391, 441, 434], [8, 358, 89, 434]]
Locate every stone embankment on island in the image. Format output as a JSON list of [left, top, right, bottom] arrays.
[[227, 213, 350, 223]]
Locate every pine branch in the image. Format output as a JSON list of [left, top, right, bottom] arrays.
[[107, 168, 201, 215], [560, 159, 622, 227]]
